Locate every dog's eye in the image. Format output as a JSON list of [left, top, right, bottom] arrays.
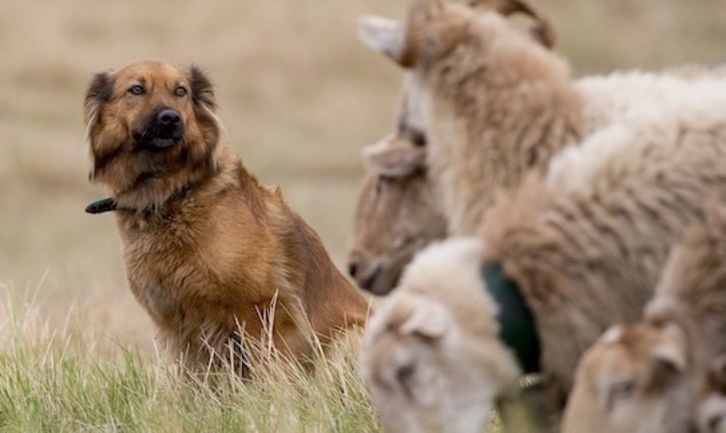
[[175, 86, 188, 97], [128, 85, 145, 96]]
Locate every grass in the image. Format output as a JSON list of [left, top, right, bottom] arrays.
[[1, 0, 725, 431], [0, 286, 378, 432]]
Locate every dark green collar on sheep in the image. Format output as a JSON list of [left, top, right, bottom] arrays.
[[481, 262, 541, 374]]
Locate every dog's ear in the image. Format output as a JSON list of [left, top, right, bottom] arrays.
[[189, 66, 217, 112], [83, 72, 114, 126], [84, 71, 115, 182]]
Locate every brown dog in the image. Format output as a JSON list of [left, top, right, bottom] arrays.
[[83, 60, 369, 373]]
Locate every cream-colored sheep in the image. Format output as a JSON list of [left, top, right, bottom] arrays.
[[360, 238, 521, 433], [562, 201, 726, 433], [359, 0, 726, 237]]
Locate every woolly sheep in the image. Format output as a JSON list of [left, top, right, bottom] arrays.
[[360, 238, 522, 433], [562, 201, 726, 433]]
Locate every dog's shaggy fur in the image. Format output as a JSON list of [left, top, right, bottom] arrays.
[[84, 60, 369, 372]]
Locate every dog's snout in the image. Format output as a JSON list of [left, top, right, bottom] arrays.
[[157, 109, 180, 127]]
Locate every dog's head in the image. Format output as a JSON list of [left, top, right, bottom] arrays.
[[84, 60, 222, 209]]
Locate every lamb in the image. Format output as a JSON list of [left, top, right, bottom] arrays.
[[358, 0, 726, 240], [360, 67, 726, 430], [561, 201, 726, 433]]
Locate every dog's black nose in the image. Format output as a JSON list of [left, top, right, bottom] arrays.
[[157, 109, 180, 127]]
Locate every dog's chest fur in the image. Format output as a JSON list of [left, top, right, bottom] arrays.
[[115, 197, 277, 334]]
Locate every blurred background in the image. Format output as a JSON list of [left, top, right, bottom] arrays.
[[1, 0, 725, 356]]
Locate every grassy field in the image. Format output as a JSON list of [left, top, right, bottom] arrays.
[[1, 0, 725, 431]]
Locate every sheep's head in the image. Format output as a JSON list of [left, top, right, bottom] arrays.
[[360, 238, 521, 433], [347, 138, 446, 295], [347, 79, 447, 295], [357, 0, 554, 69], [562, 322, 692, 433]]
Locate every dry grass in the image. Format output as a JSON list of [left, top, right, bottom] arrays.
[[1, 0, 725, 430]]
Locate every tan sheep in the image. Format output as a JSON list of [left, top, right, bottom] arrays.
[[361, 70, 726, 431], [562, 322, 692, 433], [347, 77, 447, 296], [562, 201, 726, 433], [349, 0, 555, 295]]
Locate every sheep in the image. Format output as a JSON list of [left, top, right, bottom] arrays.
[[358, 0, 726, 240], [561, 322, 692, 433], [561, 201, 726, 433], [360, 68, 726, 430], [360, 238, 523, 433], [347, 77, 448, 296], [349, 0, 555, 295], [347, 135, 448, 296]]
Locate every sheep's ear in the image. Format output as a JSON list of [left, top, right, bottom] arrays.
[[363, 138, 427, 178], [400, 300, 451, 340], [358, 15, 409, 66], [189, 65, 217, 111], [646, 323, 687, 390], [651, 323, 687, 373]]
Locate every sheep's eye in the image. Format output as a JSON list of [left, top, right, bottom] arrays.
[[607, 380, 636, 411], [175, 86, 188, 97], [128, 85, 145, 96], [410, 130, 427, 147]]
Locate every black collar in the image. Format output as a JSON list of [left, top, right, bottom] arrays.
[[481, 262, 541, 374], [85, 184, 196, 216], [85, 197, 118, 214]]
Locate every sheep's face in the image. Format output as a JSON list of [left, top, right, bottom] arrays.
[[562, 323, 692, 433], [698, 354, 726, 433], [347, 78, 446, 295], [347, 140, 446, 295], [360, 292, 502, 433]]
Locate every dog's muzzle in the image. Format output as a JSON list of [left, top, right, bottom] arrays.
[[133, 108, 184, 150]]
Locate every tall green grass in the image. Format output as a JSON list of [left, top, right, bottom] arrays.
[[0, 286, 379, 433]]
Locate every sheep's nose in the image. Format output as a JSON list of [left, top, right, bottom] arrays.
[[156, 109, 180, 127], [347, 261, 359, 279]]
